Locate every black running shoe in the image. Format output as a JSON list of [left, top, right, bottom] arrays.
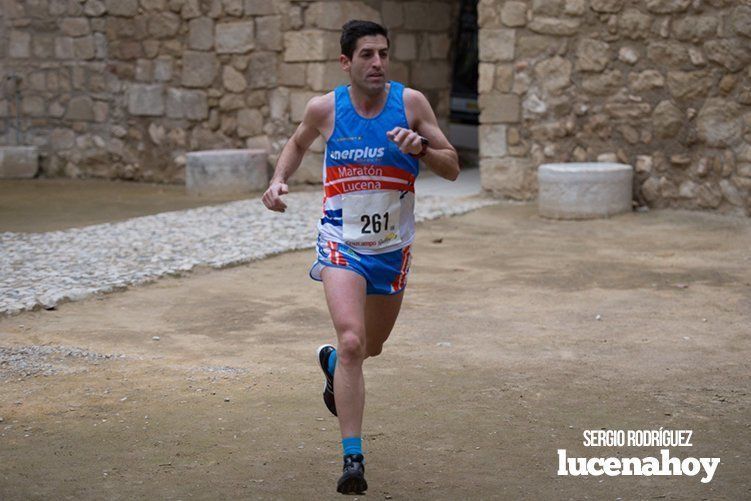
[[316, 344, 337, 416], [337, 454, 367, 495]]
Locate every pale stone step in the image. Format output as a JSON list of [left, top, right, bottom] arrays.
[[538, 162, 633, 219], [186, 149, 268, 196]]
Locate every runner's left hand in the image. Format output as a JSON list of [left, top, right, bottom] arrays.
[[387, 127, 423, 156]]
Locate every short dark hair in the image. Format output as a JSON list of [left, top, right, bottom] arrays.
[[340, 20, 389, 59]]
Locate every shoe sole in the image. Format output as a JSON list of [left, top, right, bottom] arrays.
[[337, 473, 368, 494], [316, 344, 337, 416]]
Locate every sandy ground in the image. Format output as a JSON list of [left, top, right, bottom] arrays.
[[0, 179, 266, 233], [1, 198, 750, 500]]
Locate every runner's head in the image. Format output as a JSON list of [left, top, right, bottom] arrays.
[[340, 20, 390, 95]]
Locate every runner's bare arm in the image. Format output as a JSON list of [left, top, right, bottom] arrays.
[[399, 88, 460, 181], [262, 94, 333, 212]]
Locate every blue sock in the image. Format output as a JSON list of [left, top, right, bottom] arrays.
[[327, 349, 337, 377], [342, 436, 362, 457]]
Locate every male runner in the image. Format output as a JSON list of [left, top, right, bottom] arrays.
[[261, 20, 460, 494]]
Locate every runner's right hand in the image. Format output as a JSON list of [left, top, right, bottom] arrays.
[[262, 182, 289, 212]]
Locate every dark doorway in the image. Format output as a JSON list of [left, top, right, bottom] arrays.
[[449, 0, 479, 166]]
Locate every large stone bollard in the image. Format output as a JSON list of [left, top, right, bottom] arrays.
[[0, 146, 39, 179], [538, 162, 633, 219], [186, 149, 268, 196]]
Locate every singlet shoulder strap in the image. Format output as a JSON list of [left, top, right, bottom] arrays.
[[334, 85, 351, 112], [388, 81, 405, 109]]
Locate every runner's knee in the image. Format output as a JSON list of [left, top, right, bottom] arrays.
[[338, 331, 365, 364]]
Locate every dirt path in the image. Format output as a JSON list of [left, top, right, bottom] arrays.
[[1, 204, 749, 500]]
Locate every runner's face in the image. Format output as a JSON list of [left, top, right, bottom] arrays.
[[343, 35, 389, 94]]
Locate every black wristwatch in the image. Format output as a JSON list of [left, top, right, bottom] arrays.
[[410, 136, 429, 159]]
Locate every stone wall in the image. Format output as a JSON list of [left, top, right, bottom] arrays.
[[0, 0, 457, 184], [478, 0, 751, 215]]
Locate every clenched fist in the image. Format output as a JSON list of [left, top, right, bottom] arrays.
[[262, 181, 289, 212], [386, 127, 424, 156]]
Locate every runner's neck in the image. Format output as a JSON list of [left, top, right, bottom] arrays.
[[348, 83, 391, 119]]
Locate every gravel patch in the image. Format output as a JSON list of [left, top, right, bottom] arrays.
[[0, 345, 126, 381], [0, 191, 497, 315]]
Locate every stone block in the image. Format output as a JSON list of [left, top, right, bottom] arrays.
[[429, 34, 451, 59], [528, 17, 580, 36], [733, 6, 751, 38], [703, 39, 751, 73], [576, 39, 610, 72], [186, 149, 269, 195], [284, 30, 340, 62], [247, 51, 278, 88], [696, 98, 742, 147], [307, 62, 349, 91], [382, 1, 403, 28], [85, 0, 107, 17], [55, 37, 75, 59], [244, 0, 276, 16], [73, 36, 96, 60], [590, 0, 623, 13], [237, 109, 264, 137], [22, 97, 46, 117], [182, 51, 219, 87], [279, 63, 308, 86], [538, 163, 633, 219], [535, 56, 572, 92], [479, 28, 514, 62], [65, 96, 96, 121], [128, 84, 164, 116], [666, 70, 713, 100], [290, 91, 320, 122], [652, 100, 683, 138], [9, 31, 31, 58], [0, 146, 39, 179], [403, 2, 451, 31], [290, 152, 324, 184], [166, 88, 208, 120], [411, 62, 451, 90], [215, 22, 255, 54], [673, 15, 718, 42], [628, 70, 664, 91], [480, 156, 537, 200], [502, 2, 527, 27], [105, 0, 138, 17], [618, 8, 651, 39], [223, 65, 247, 92], [154, 56, 173, 81], [516, 34, 557, 58], [60, 18, 91, 37], [581, 70, 623, 96], [306, 1, 381, 30], [394, 34, 417, 61], [479, 124, 508, 157], [645, 0, 690, 14], [479, 94, 520, 123], [256, 15, 283, 51], [189, 17, 214, 50], [269, 87, 290, 120]]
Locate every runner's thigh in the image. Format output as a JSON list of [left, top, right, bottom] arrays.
[[365, 291, 404, 344], [321, 266, 368, 335]]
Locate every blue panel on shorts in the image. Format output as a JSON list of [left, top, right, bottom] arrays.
[[309, 237, 412, 295]]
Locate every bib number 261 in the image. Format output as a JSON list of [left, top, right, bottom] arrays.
[[360, 212, 390, 234]]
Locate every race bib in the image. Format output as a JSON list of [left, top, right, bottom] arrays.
[[342, 191, 402, 250]]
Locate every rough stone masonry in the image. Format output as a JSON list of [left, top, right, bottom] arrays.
[[477, 0, 751, 215], [1, 0, 750, 214], [0, 0, 455, 184]]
